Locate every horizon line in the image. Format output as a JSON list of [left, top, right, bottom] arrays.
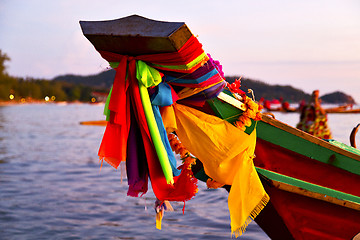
[[236, 60, 360, 65]]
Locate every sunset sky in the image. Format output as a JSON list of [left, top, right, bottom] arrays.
[[1, 0, 360, 102]]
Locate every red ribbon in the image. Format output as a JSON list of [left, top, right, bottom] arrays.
[[98, 56, 135, 168]]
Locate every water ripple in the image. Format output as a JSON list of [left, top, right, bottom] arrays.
[[0, 104, 270, 239]]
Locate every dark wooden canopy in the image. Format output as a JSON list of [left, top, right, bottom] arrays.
[[80, 15, 193, 56]]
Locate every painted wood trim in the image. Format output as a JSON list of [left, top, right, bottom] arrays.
[[257, 167, 360, 211], [271, 178, 360, 211], [260, 114, 360, 161], [217, 92, 246, 111]]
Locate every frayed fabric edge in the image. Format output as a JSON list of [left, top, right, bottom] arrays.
[[231, 193, 270, 238], [99, 156, 120, 169]]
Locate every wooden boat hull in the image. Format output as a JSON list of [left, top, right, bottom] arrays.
[[80, 93, 360, 239], [206, 97, 360, 239], [261, 180, 360, 240], [253, 115, 360, 240], [255, 115, 360, 195]]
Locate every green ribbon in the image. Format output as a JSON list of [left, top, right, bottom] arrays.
[[104, 87, 112, 121], [136, 60, 174, 184], [150, 52, 207, 71]]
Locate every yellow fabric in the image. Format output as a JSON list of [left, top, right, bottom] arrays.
[[164, 103, 269, 237], [155, 210, 163, 230]]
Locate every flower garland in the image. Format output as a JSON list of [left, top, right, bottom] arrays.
[[227, 78, 263, 131], [168, 133, 197, 168], [168, 133, 224, 189]]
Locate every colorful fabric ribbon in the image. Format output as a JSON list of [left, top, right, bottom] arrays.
[[98, 35, 215, 200], [128, 77, 198, 201], [94, 31, 266, 237]]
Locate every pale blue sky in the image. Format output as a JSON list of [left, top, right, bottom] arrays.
[[1, 0, 360, 102]]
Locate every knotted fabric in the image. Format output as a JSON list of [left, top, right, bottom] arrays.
[[99, 55, 173, 185], [97, 36, 208, 199]]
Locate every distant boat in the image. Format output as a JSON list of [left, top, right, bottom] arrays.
[[325, 105, 360, 114], [79, 120, 107, 126], [263, 103, 360, 114], [56, 101, 68, 106]]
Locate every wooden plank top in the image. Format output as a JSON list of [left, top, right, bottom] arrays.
[[80, 15, 193, 55]]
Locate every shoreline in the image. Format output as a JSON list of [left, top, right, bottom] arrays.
[[0, 101, 105, 106]]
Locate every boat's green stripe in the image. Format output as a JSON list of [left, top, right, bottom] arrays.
[[256, 167, 360, 205], [207, 96, 256, 135], [326, 139, 360, 155], [257, 121, 360, 175]]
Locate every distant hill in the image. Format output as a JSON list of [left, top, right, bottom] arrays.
[[320, 91, 355, 104], [226, 76, 310, 103], [52, 70, 356, 104], [53, 70, 115, 89]]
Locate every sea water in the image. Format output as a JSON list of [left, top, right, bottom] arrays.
[[0, 103, 358, 239]]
